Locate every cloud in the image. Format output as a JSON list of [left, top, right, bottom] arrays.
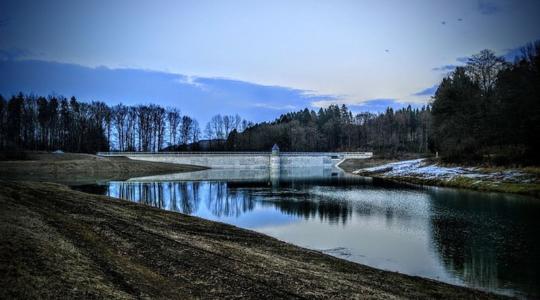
[[176, 75, 206, 90], [500, 42, 540, 62], [477, 0, 500, 15], [349, 99, 422, 114], [452, 39, 540, 66], [0, 48, 31, 61], [412, 85, 438, 97], [0, 58, 329, 123], [311, 97, 424, 114], [252, 103, 298, 110], [456, 56, 469, 63], [310, 98, 350, 108], [432, 65, 458, 72]]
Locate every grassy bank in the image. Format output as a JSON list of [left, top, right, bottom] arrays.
[[0, 180, 503, 299], [0, 152, 206, 184], [348, 158, 540, 198], [382, 175, 540, 197]]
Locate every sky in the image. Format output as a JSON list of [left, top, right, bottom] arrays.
[[1, 0, 539, 123]]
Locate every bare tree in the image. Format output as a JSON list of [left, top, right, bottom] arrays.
[[210, 114, 224, 139], [180, 115, 194, 145], [466, 49, 506, 93], [151, 105, 166, 151], [223, 115, 232, 138], [167, 107, 181, 146], [112, 104, 128, 150], [191, 119, 200, 144], [204, 122, 214, 140]]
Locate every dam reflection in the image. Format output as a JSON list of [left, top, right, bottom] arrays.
[[75, 172, 540, 297]]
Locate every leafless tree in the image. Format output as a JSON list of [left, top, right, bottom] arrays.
[[167, 107, 181, 146]]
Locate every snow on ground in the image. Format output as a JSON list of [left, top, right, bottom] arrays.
[[353, 159, 530, 182]]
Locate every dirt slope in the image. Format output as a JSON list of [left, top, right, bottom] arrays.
[[0, 152, 205, 184], [0, 181, 505, 299]]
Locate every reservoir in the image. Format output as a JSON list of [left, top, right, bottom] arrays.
[[76, 168, 540, 298]]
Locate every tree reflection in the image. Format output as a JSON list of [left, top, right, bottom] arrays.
[[205, 183, 256, 217], [105, 181, 358, 223], [428, 189, 540, 296]]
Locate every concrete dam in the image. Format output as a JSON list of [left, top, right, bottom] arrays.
[[98, 149, 372, 171]]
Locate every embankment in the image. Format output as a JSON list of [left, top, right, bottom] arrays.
[[0, 180, 503, 299], [350, 158, 540, 197], [0, 152, 206, 184]]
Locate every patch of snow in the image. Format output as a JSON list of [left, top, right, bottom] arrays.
[[354, 159, 534, 183]]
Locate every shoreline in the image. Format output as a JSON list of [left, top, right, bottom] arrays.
[[0, 152, 206, 184], [0, 180, 504, 299], [346, 158, 540, 198]]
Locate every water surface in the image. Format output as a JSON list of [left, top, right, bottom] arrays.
[[75, 168, 540, 298]]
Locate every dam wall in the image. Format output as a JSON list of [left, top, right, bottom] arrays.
[[97, 151, 372, 170]]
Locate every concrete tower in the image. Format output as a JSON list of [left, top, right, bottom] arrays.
[[270, 144, 281, 185]]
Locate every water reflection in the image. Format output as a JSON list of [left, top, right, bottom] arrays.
[[74, 169, 540, 298], [427, 189, 540, 297]]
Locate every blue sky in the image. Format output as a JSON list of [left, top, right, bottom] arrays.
[[1, 0, 539, 123]]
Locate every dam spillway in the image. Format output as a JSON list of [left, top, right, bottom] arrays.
[[97, 151, 372, 170]]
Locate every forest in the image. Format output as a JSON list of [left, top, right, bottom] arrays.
[[0, 95, 251, 153], [0, 42, 538, 165], [431, 41, 539, 164]]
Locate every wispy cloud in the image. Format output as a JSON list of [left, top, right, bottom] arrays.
[[412, 85, 438, 97], [349, 99, 422, 114], [252, 103, 297, 110], [310, 97, 353, 108], [176, 75, 206, 90], [311, 97, 423, 114], [432, 65, 458, 72]]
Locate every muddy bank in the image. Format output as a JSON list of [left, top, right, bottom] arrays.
[[350, 158, 540, 198], [0, 181, 504, 299], [338, 158, 399, 173], [0, 152, 205, 184]]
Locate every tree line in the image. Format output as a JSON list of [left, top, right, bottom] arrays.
[[1, 42, 538, 165], [0, 95, 109, 153], [431, 41, 540, 164], [224, 104, 432, 154], [0, 92, 432, 155], [0, 95, 249, 153]]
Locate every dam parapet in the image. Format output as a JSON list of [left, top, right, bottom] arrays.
[[97, 148, 372, 170]]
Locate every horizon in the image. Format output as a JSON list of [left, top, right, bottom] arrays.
[[1, 0, 540, 124]]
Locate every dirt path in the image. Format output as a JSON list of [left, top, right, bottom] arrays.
[[0, 181, 505, 299]]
